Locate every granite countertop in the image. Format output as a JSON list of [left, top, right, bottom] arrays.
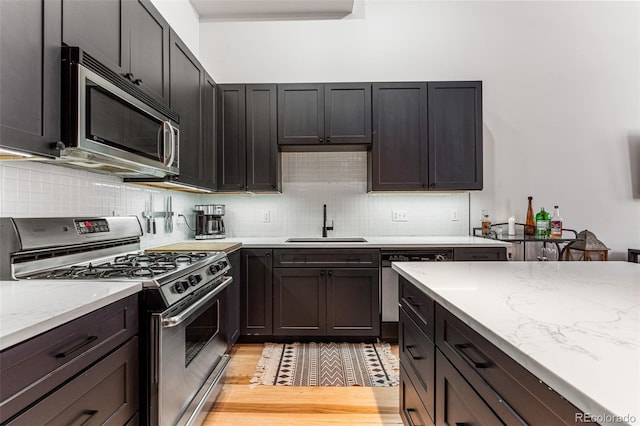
[[158, 236, 512, 249], [392, 261, 640, 426], [0, 280, 142, 351]]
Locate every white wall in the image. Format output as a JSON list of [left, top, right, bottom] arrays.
[[198, 0, 640, 259], [151, 0, 201, 56]]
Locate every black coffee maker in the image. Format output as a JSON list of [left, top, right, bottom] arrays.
[[194, 204, 225, 239]]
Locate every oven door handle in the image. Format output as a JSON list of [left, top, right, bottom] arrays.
[[162, 276, 232, 328]]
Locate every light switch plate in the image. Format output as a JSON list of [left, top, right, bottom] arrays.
[[262, 211, 271, 223], [451, 209, 459, 221]]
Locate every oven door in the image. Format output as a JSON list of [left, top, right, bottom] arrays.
[[152, 276, 231, 426]]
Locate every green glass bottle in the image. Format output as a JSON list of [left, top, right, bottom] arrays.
[[535, 207, 550, 237]]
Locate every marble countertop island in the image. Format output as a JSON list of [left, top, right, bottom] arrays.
[[392, 261, 639, 426], [0, 280, 141, 351]]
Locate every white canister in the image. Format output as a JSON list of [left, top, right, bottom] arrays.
[[508, 216, 516, 236]]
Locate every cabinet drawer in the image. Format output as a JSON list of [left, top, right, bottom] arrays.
[[7, 337, 139, 425], [399, 277, 434, 340], [453, 247, 506, 261], [273, 249, 380, 267], [435, 349, 504, 426], [399, 308, 434, 422], [435, 304, 597, 425], [400, 364, 434, 426], [0, 295, 138, 422]]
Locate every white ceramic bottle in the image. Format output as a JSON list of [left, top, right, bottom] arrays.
[[508, 215, 516, 236]]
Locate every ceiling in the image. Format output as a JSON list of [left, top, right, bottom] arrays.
[[189, 0, 355, 21]]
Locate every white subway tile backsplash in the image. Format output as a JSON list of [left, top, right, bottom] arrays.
[[1, 152, 471, 241], [202, 152, 470, 237], [0, 161, 199, 248]]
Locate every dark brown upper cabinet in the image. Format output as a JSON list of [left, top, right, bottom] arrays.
[[369, 81, 482, 191], [217, 85, 246, 191], [169, 29, 205, 188], [62, 0, 170, 106], [202, 72, 217, 190], [428, 82, 483, 190], [370, 82, 429, 191], [0, 0, 60, 158], [217, 84, 279, 192], [278, 83, 371, 150]]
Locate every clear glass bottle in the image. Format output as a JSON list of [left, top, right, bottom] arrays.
[[550, 205, 563, 238], [535, 207, 550, 238], [525, 196, 535, 235]]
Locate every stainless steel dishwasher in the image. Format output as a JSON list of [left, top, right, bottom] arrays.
[[381, 250, 453, 338]]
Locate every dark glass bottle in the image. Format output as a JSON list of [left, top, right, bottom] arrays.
[[525, 196, 535, 235]]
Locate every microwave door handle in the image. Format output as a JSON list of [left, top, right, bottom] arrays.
[[157, 122, 166, 163], [164, 121, 177, 167]]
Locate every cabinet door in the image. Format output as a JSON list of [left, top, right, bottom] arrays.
[[227, 250, 241, 348], [428, 82, 483, 190], [217, 85, 246, 191], [127, 0, 170, 105], [8, 337, 139, 426], [62, 0, 129, 76], [241, 249, 273, 335], [246, 84, 279, 192], [0, 0, 60, 157], [273, 268, 326, 336], [370, 82, 428, 191], [325, 83, 371, 145], [169, 29, 204, 187], [202, 73, 217, 190], [326, 268, 379, 336], [435, 350, 504, 426], [277, 84, 324, 145]]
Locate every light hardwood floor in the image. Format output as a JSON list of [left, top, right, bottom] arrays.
[[203, 343, 402, 426]]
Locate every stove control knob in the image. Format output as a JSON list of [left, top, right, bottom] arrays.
[[173, 282, 186, 294], [208, 264, 218, 274], [188, 274, 202, 286]]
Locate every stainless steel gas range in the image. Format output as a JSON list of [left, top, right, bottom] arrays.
[[0, 216, 232, 426]]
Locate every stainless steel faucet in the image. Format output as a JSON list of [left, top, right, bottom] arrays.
[[322, 204, 334, 237]]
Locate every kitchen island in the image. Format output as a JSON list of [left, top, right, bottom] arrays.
[[393, 261, 639, 426]]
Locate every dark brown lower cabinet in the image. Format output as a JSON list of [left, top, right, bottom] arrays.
[[273, 268, 326, 336], [435, 349, 503, 426], [327, 268, 379, 336], [400, 364, 435, 426], [6, 336, 139, 425], [273, 267, 379, 337], [240, 249, 273, 336]]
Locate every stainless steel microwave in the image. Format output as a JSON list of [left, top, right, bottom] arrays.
[[58, 47, 179, 178]]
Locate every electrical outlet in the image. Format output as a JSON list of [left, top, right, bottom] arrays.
[[451, 209, 459, 221], [392, 210, 407, 222], [262, 211, 271, 223]]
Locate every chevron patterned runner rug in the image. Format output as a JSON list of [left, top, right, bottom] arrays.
[[250, 342, 399, 387]]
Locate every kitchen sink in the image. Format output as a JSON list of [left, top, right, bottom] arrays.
[[286, 237, 368, 243]]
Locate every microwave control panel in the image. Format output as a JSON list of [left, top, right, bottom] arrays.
[[75, 219, 110, 234]]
